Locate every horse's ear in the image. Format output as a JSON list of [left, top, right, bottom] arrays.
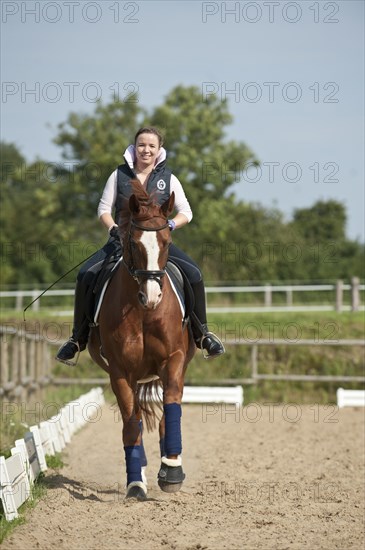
[[160, 192, 175, 218], [129, 194, 140, 214]]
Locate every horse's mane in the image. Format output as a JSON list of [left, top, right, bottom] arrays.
[[129, 179, 162, 220], [129, 179, 151, 203]]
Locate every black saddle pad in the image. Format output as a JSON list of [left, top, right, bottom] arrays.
[[166, 260, 194, 319], [85, 245, 122, 323], [88, 258, 194, 324]]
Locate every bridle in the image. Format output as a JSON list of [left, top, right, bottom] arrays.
[[123, 218, 170, 289]]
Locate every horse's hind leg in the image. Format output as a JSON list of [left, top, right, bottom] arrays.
[[110, 376, 147, 500]]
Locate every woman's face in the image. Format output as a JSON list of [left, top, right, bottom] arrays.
[[135, 133, 161, 169]]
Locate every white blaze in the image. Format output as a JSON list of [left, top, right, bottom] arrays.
[[139, 231, 162, 305]]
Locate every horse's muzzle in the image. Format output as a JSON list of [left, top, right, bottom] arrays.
[[138, 287, 162, 310], [133, 269, 165, 309], [138, 291, 148, 308]]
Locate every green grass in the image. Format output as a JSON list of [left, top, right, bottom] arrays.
[[1, 311, 364, 433], [205, 310, 365, 340], [39, 309, 364, 404], [188, 311, 365, 403], [44, 453, 64, 470]]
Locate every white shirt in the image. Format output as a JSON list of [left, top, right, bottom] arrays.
[[97, 145, 193, 222]]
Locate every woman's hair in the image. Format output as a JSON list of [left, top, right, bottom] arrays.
[[134, 127, 164, 147]]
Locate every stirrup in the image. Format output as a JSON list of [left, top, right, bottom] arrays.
[[55, 340, 81, 367], [200, 332, 225, 360]]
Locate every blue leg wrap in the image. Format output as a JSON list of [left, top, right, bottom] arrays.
[[139, 421, 147, 467], [163, 403, 182, 456], [124, 445, 142, 485]]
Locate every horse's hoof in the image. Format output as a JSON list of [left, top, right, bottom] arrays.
[[157, 462, 185, 493], [126, 482, 147, 501], [158, 480, 184, 493]]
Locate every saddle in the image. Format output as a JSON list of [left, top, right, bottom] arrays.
[[87, 253, 194, 327]]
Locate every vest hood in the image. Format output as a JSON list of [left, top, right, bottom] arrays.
[[123, 144, 167, 170]]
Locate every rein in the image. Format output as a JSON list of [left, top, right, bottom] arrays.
[[123, 217, 170, 287]]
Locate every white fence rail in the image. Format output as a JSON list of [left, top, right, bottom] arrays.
[[0, 279, 363, 313], [148, 385, 244, 405], [0, 387, 105, 521], [1, 325, 364, 395], [337, 388, 365, 408]]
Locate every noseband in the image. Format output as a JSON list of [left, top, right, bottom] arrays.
[[124, 218, 170, 288]]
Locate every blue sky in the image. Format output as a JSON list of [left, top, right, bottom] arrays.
[[1, 0, 364, 241]]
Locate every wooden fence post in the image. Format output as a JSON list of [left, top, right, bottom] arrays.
[[1, 340, 9, 387], [251, 345, 258, 381], [264, 285, 272, 307], [15, 294, 23, 311], [35, 339, 42, 383], [19, 338, 27, 400], [44, 342, 51, 382], [11, 338, 19, 390], [351, 277, 360, 312], [31, 291, 40, 312], [28, 339, 36, 387], [336, 280, 343, 312], [286, 289, 293, 307]]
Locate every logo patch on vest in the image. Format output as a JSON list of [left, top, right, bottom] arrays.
[[157, 179, 166, 191]]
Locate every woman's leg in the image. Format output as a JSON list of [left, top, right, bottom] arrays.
[[169, 245, 225, 359], [56, 238, 121, 364]]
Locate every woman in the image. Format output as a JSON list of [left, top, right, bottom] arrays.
[[56, 127, 225, 364]]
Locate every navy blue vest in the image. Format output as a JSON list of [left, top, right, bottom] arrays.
[[115, 161, 172, 230]]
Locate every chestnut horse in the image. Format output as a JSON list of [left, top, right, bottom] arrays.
[[88, 182, 195, 500]]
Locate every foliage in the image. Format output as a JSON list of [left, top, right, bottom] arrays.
[[149, 85, 258, 204], [187, 311, 365, 404], [45, 453, 64, 470], [53, 96, 144, 221], [1, 86, 364, 287], [292, 200, 346, 242]]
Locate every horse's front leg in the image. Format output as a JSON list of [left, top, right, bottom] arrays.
[[158, 351, 186, 493], [110, 376, 147, 500]]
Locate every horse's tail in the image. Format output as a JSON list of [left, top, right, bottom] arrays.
[[137, 379, 163, 432]]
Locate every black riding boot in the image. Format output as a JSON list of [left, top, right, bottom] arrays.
[[55, 281, 90, 366], [190, 280, 225, 359]]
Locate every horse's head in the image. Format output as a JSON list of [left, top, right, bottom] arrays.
[[124, 187, 175, 310]]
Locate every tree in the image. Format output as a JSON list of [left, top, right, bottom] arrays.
[[0, 143, 104, 286], [51, 85, 259, 274], [149, 85, 258, 208], [2, 88, 363, 287], [290, 200, 364, 280], [291, 200, 347, 242], [53, 86, 258, 218], [1, 142, 27, 284], [187, 196, 291, 283], [53, 96, 144, 222]]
